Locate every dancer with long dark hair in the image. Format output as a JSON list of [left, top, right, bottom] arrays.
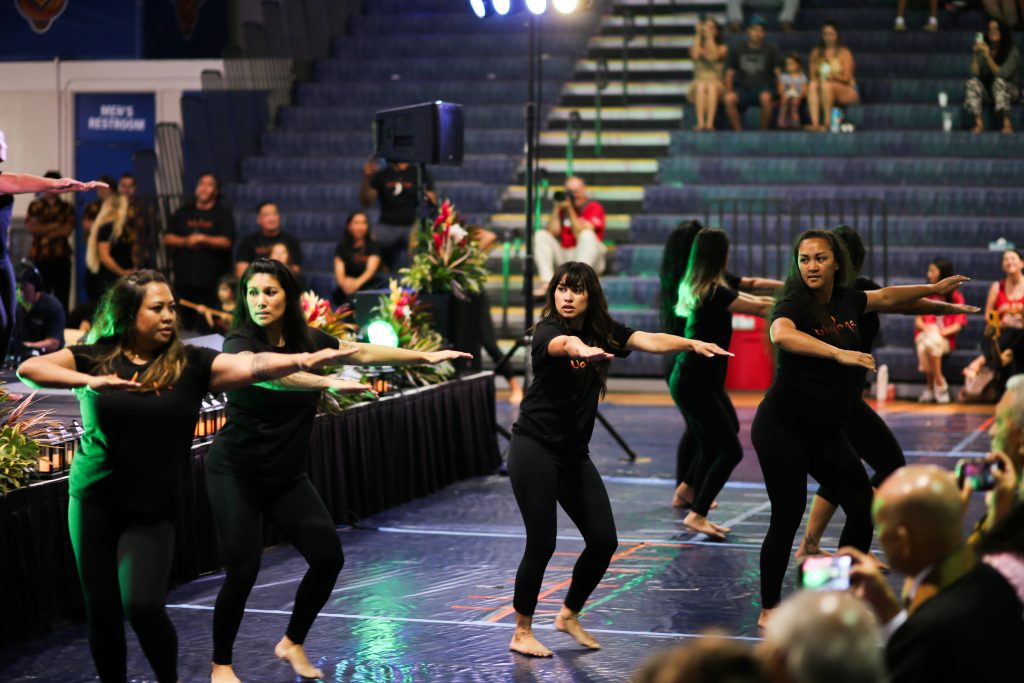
[[658, 220, 778, 508], [206, 258, 470, 682], [671, 228, 772, 539], [796, 227, 977, 559], [16, 270, 353, 683], [507, 261, 731, 657], [753, 230, 968, 627]]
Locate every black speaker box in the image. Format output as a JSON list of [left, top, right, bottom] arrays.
[[373, 101, 464, 166]]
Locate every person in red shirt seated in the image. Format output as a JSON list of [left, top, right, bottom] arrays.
[[533, 176, 607, 297], [915, 257, 967, 404]]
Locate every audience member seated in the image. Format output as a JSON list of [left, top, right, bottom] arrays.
[[332, 210, 386, 307], [234, 201, 302, 278], [724, 16, 782, 131], [268, 240, 307, 292], [759, 591, 885, 683], [844, 465, 1024, 683], [965, 18, 1020, 133], [25, 171, 75, 311], [727, 0, 799, 33], [963, 374, 1024, 546], [86, 194, 138, 299], [163, 173, 235, 332], [895, 0, 940, 31], [963, 248, 1024, 391], [806, 21, 860, 131], [361, 158, 437, 272], [915, 257, 967, 403], [631, 636, 771, 683], [533, 175, 607, 296], [690, 17, 729, 131], [13, 260, 64, 360], [777, 52, 808, 129]]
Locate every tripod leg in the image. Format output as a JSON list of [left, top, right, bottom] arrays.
[[596, 410, 639, 462]]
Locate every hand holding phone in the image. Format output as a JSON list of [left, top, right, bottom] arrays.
[[956, 457, 1002, 492], [799, 555, 852, 591]]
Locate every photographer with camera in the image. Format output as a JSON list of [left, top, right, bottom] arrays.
[[840, 464, 1024, 683], [533, 176, 606, 298]]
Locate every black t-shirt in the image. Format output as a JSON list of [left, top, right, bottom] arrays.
[[69, 342, 220, 517], [678, 283, 739, 387], [97, 222, 135, 273], [851, 276, 881, 392], [168, 202, 236, 289], [513, 318, 635, 452], [727, 42, 781, 90], [235, 230, 303, 267], [18, 291, 65, 350], [663, 271, 741, 376], [335, 239, 382, 279], [765, 286, 867, 428], [371, 165, 435, 227], [206, 327, 339, 482]]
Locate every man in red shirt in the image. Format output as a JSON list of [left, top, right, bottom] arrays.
[[533, 175, 606, 296]]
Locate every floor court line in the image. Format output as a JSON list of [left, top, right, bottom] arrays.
[[164, 603, 762, 642]]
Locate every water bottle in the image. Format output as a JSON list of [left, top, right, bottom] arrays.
[[829, 107, 842, 133], [875, 364, 889, 404]]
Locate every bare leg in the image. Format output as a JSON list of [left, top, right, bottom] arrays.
[[724, 92, 743, 131], [1002, 111, 1014, 133], [554, 606, 601, 650], [508, 377, 524, 406], [822, 80, 836, 128], [929, 354, 946, 391], [211, 664, 241, 683], [807, 80, 822, 128], [758, 607, 773, 629], [795, 495, 837, 559], [510, 612, 553, 657], [274, 636, 323, 680], [972, 115, 985, 133], [759, 91, 774, 130], [672, 481, 718, 509], [707, 82, 721, 129], [694, 82, 707, 129]]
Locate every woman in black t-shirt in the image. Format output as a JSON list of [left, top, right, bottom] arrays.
[[670, 229, 772, 540], [86, 194, 137, 299], [16, 270, 353, 683], [752, 230, 968, 628], [508, 261, 730, 658], [332, 210, 387, 307], [205, 258, 469, 682]]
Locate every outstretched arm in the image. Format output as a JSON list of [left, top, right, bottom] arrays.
[[623, 331, 732, 357], [0, 172, 108, 195], [863, 275, 969, 313], [18, 349, 141, 392], [770, 317, 876, 371], [340, 342, 471, 367], [209, 346, 359, 393]]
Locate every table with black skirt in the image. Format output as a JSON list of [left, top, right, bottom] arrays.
[[0, 372, 500, 639]]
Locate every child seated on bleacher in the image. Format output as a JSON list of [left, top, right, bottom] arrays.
[[777, 52, 808, 129]]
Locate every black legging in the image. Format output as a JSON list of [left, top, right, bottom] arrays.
[[506, 433, 618, 616], [670, 366, 742, 516], [751, 398, 874, 608], [818, 398, 906, 503], [68, 497, 178, 683], [0, 257, 15, 360], [206, 470, 344, 665]]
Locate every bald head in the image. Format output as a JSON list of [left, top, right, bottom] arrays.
[[990, 374, 1024, 472], [760, 591, 884, 683], [874, 465, 964, 573]]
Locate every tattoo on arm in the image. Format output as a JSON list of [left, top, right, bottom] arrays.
[[251, 353, 274, 380]]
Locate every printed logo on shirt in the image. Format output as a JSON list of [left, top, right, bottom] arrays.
[[570, 359, 589, 370], [812, 315, 858, 338]]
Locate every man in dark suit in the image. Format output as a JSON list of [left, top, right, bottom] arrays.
[[844, 465, 1024, 683]]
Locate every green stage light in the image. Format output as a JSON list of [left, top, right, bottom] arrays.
[[366, 320, 400, 348]]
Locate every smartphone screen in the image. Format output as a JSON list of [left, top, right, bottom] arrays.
[[800, 555, 852, 591]]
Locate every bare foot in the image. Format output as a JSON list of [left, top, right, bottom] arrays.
[[274, 637, 323, 680], [971, 123, 984, 133], [758, 608, 773, 630], [1003, 122, 1015, 134], [672, 482, 718, 509], [211, 663, 241, 683], [794, 538, 833, 560], [509, 629, 553, 657], [683, 511, 727, 541], [555, 610, 601, 650], [508, 378, 524, 406]]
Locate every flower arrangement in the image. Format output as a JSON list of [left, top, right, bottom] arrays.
[[300, 291, 358, 341], [371, 280, 455, 387], [401, 199, 488, 301], [0, 388, 57, 496]]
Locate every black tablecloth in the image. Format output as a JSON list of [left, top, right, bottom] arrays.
[[0, 373, 500, 639]]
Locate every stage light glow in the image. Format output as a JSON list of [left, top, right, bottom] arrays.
[[493, 0, 511, 14], [552, 0, 578, 13], [525, 0, 547, 14], [366, 320, 400, 348], [469, 0, 487, 18]]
